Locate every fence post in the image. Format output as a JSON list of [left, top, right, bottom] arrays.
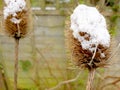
[[40, 0, 45, 10], [56, 0, 60, 10]]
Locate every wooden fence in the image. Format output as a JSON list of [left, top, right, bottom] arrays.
[[31, 0, 73, 15]]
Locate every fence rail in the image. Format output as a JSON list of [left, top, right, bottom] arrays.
[[31, 0, 71, 15]]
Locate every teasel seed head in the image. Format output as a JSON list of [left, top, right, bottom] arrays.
[[3, 0, 29, 39], [66, 4, 111, 70]]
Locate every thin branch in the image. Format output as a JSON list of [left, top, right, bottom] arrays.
[[112, 79, 120, 85], [1, 69, 9, 90], [36, 48, 59, 83], [14, 38, 19, 90], [107, 43, 120, 62], [100, 75, 120, 89], [101, 78, 120, 90], [88, 44, 98, 67], [46, 70, 83, 90], [104, 76, 120, 79]]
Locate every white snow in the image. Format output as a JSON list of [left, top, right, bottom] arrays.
[[10, 17, 21, 24], [46, 7, 56, 10], [3, 0, 26, 19], [32, 7, 56, 11], [100, 53, 105, 58], [70, 4, 110, 53]]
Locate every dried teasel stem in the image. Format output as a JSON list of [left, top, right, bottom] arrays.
[[86, 44, 97, 90], [14, 38, 19, 90], [3, 0, 29, 89], [86, 69, 96, 90], [14, 18, 21, 90]]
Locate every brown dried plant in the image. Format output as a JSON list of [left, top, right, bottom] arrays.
[[65, 20, 111, 90], [4, 10, 28, 39], [3, 0, 31, 90], [65, 20, 111, 69]]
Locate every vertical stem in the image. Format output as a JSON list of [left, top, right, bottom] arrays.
[[0, 69, 5, 90], [2, 70, 9, 90], [31, 32, 40, 87], [14, 39, 19, 90], [86, 69, 96, 90]]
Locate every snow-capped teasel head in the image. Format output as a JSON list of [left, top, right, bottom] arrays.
[[4, 0, 26, 19], [70, 4, 110, 52], [3, 1, 32, 89], [3, 0, 30, 39], [66, 4, 111, 69]]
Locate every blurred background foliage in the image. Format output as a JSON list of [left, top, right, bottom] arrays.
[[0, 0, 120, 90]]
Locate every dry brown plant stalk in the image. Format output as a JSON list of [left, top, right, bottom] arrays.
[[86, 69, 96, 90], [46, 70, 82, 90], [14, 38, 19, 90], [3, 0, 31, 89], [65, 20, 111, 90]]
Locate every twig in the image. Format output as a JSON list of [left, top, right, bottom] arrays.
[[101, 78, 120, 90], [14, 38, 19, 90], [88, 44, 98, 67], [36, 48, 59, 83], [46, 70, 83, 90], [107, 43, 120, 62], [1, 69, 9, 90], [104, 76, 120, 79], [86, 69, 96, 90], [100, 75, 120, 89]]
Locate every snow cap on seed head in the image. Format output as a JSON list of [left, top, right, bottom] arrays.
[[4, 0, 26, 19], [70, 4, 110, 52]]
